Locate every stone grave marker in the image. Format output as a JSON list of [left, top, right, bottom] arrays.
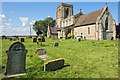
[[9, 38, 12, 41], [42, 37, 45, 42], [38, 38, 42, 42], [44, 58, 64, 71], [5, 42, 27, 76], [35, 48, 46, 55], [35, 48, 48, 60], [33, 38, 37, 43], [54, 42, 59, 47], [77, 38, 81, 42], [21, 38, 25, 42]]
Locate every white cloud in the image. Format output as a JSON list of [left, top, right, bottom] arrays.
[[29, 20, 36, 26], [1, 22, 36, 36], [19, 17, 29, 26], [0, 16, 37, 36], [0, 14, 6, 21]]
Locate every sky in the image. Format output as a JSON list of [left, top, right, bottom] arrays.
[[0, 2, 119, 36]]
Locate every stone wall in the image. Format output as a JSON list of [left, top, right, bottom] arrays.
[[98, 10, 116, 40], [74, 24, 96, 40]]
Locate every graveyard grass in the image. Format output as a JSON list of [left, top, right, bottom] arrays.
[[1, 38, 118, 78]]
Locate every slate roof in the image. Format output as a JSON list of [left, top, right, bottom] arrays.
[[50, 27, 58, 35], [75, 8, 104, 27]]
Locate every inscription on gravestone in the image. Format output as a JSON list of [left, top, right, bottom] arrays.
[[5, 42, 27, 75]]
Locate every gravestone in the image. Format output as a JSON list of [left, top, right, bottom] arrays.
[[9, 38, 12, 41], [5, 42, 27, 75], [54, 42, 59, 47], [77, 38, 81, 42], [35, 48, 46, 55], [21, 38, 24, 42], [33, 38, 37, 43], [42, 37, 45, 42], [44, 58, 64, 71], [38, 38, 42, 42]]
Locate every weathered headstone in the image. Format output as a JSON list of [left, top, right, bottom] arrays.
[[5, 42, 27, 75], [21, 38, 25, 42], [54, 42, 59, 47], [44, 58, 64, 71], [33, 38, 37, 43], [35, 48, 46, 55]]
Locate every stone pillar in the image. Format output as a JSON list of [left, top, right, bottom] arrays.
[[112, 20, 116, 40], [62, 30, 66, 38]]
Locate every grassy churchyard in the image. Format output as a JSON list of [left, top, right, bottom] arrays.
[[1, 38, 118, 78]]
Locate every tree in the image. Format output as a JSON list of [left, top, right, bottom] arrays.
[[33, 17, 56, 36]]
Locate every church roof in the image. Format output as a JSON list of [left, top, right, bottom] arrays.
[[75, 7, 104, 27]]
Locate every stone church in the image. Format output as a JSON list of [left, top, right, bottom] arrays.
[[56, 3, 116, 40]]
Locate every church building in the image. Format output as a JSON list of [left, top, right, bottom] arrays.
[[56, 3, 116, 40]]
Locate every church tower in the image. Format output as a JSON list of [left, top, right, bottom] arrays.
[[56, 3, 73, 28]]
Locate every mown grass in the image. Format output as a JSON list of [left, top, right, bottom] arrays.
[[1, 38, 118, 78]]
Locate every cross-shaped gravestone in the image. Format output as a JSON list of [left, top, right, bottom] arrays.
[[5, 42, 27, 76]]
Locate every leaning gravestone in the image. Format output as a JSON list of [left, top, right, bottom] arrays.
[[44, 58, 64, 71], [54, 42, 59, 47], [5, 42, 27, 76]]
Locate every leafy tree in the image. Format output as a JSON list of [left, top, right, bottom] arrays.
[[33, 17, 56, 36]]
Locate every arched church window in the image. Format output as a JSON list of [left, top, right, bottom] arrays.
[[66, 8, 69, 16], [88, 27, 90, 34], [59, 9, 61, 11], [105, 17, 108, 30], [65, 8, 69, 18]]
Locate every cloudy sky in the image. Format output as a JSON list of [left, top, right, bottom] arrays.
[[0, 2, 119, 36]]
